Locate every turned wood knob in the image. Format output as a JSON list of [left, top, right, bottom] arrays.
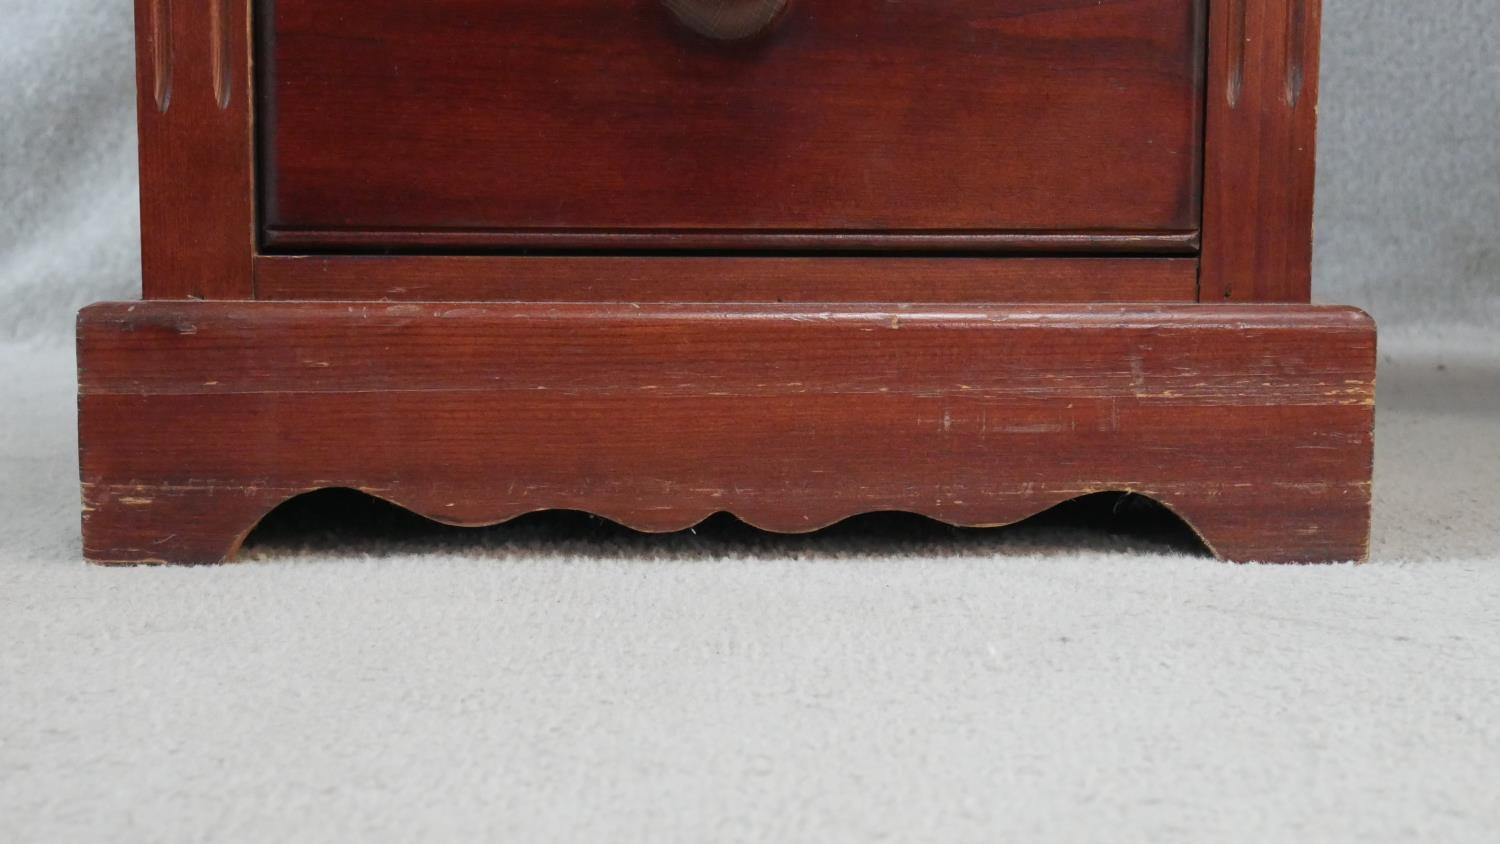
[[662, 0, 792, 41]]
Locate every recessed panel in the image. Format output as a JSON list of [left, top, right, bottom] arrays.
[[261, 0, 1204, 251]]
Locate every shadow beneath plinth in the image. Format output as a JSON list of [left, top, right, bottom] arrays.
[[241, 489, 1210, 563]]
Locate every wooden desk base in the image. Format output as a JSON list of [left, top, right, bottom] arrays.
[[76, 302, 1375, 564]]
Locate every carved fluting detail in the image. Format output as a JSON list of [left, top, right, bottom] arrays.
[[145, 0, 232, 113], [134, 0, 254, 298], [210, 0, 232, 109], [149, 0, 173, 112], [1225, 0, 1246, 107], [1201, 0, 1323, 302], [1284, 0, 1308, 107], [1222, 0, 1311, 111], [77, 302, 1375, 565]]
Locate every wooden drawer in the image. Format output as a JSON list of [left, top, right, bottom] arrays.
[[260, 0, 1205, 253]]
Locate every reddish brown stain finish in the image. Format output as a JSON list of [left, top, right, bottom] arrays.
[[1200, 0, 1322, 302], [78, 302, 1374, 565], [260, 0, 1206, 250], [134, 0, 255, 299], [253, 256, 1201, 304], [89, 0, 1373, 565]]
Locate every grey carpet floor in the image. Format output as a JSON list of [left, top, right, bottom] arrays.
[[3, 332, 1498, 842]]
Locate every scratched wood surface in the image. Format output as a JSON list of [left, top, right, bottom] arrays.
[[1200, 0, 1322, 301], [77, 302, 1375, 565]]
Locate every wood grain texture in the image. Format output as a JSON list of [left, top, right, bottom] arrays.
[[134, 0, 254, 299], [1200, 0, 1321, 302], [78, 302, 1375, 565], [253, 256, 1200, 303], [260, 0, 1206, 250]]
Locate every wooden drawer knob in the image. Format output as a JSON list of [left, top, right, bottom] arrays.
[[662, 0, 791, 41]]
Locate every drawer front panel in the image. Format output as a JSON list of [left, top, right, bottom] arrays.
[[261, 0, 1205, 250]]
